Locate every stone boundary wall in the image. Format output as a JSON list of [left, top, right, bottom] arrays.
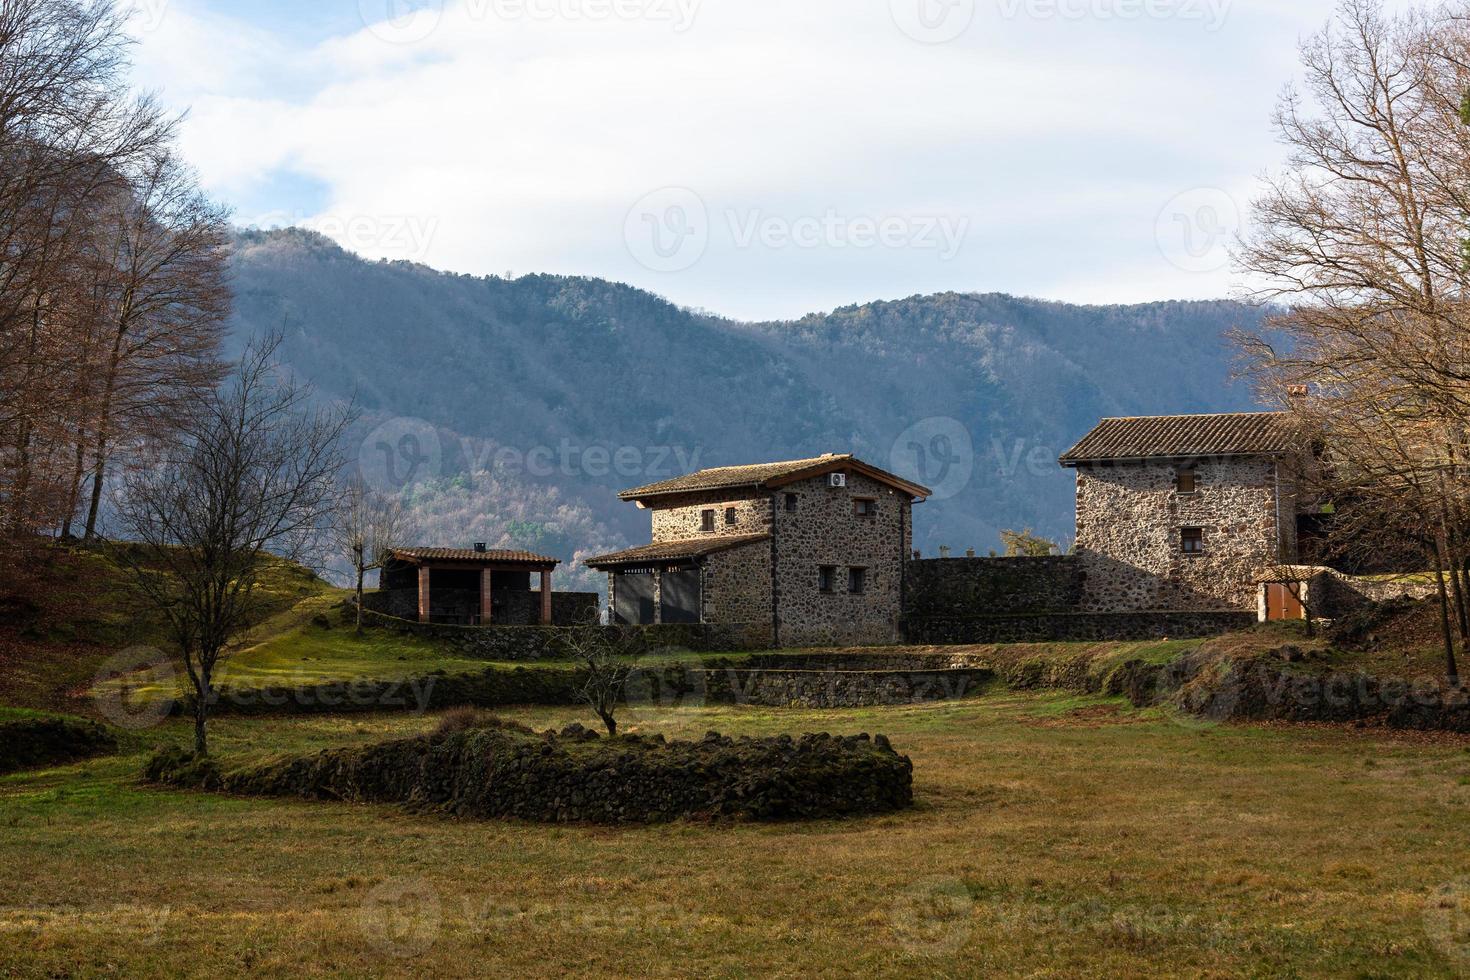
[[1285, 568, 1438, 619], [904, 556, 1083, 618], [357, 606, 773, 660], [903, 611, 1256, 644]]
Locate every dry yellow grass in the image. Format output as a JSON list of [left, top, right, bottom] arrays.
[[2, 694, 1469, 977]]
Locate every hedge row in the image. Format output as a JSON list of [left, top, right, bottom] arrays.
[[145, 725, 914, 824], [0, 714, 117, 774]]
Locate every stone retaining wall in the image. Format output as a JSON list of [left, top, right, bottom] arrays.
[[903, 611, 1256, 644], [358, 606, 773, 660]]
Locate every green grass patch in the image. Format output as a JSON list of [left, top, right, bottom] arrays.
[[1, 696, 1467, 975]]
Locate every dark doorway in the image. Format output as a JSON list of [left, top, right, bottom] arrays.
[[661, 568, 702, 624], [614, 570, 657, 625]]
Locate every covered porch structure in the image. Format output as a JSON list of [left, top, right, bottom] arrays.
[[382, 547, 560, 625]]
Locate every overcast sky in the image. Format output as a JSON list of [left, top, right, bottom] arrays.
[[129, 0, 1396, 321]]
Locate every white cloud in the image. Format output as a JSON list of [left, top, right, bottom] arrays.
[[132, 0, 1397, 319]]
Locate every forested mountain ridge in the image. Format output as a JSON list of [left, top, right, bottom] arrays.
[[229, 228, 1264, 589]]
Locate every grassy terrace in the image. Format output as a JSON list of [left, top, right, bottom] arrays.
[[4, 693, 1470, 977]]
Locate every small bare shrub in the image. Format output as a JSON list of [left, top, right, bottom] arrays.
[[433, 708, 532, 737]]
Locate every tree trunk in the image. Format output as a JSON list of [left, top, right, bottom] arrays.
[[1433, 548, 1460, 689], [1443, 506, 1470, 640], [355, 563, 365, 634], [193, 693, 209, 756], [60, 435, 88, 538], [82, 438, 108, 540], [83, 338, 125, 540]]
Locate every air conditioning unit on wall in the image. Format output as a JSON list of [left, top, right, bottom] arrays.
[[828, 473, 847, 489]]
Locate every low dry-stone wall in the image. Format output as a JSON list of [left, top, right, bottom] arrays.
[[196, 656, 995, 716], [144, 725, 914, 824], [903, 611, 1255, 644], [0, 714, 116, 774], [358, 608, 772, 661]]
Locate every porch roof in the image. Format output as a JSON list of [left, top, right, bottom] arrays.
[[389, 547, 560, 569], [584, 533, 771, 569]]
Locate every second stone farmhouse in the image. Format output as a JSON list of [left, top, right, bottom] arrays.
[[586, 454, 931, 647]]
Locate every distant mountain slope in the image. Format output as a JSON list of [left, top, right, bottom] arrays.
[[228, 229, 1263, 589]]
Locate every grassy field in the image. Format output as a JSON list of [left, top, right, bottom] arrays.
[[3, 693, 1470, 977]]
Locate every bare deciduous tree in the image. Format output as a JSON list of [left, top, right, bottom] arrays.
[[112, 336, 352, 754], [559, 624, 646, 736], [337, 478, 414, 633], [1235, 0, 1470, 686]]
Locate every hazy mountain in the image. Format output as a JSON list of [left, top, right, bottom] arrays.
[[228, 228, 1264, 590]]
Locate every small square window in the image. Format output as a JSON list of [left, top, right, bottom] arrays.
[[854, 498, 878, 517], [725, 507, 738, 526], [818, 565, 837, 593], [701, 509, 715, 532], [1181, 528, 1204, 555], [848, 567, 867, 594], [784, 493, 799, 512], [1176, 468, 1198, 494]]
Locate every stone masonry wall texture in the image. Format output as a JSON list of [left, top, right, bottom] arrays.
[[701, 539, 773, 627], [651, 492, 772, 542], [1074, 457, 1286, 612], [772, 472, 911, 647]]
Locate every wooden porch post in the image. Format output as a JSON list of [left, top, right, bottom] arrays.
[[540, 569, 553, 625], [481, 567, 493, 626], [417, 565, 431, 623]]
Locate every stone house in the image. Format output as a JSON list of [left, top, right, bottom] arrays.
[[586, 454, 931, 647], [1059, 412, 1301, 613]]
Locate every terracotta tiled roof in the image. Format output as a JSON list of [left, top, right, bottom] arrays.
[[1060, 412, 1295, 465], [619, 454, 931, 503], [584, 534, 771, 568], [390, 548, 560, 566]]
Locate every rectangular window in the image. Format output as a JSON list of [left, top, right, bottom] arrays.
[[724, 507, 738, 526], [701, 509, 715, 532], [1176, 468, 1198, 494], [853, 498, 878, 517], [784, 493, 799, 512], [1181, 527, 1204, 555], [848, 567, 867, 594], [818, 565, 837, 593]]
